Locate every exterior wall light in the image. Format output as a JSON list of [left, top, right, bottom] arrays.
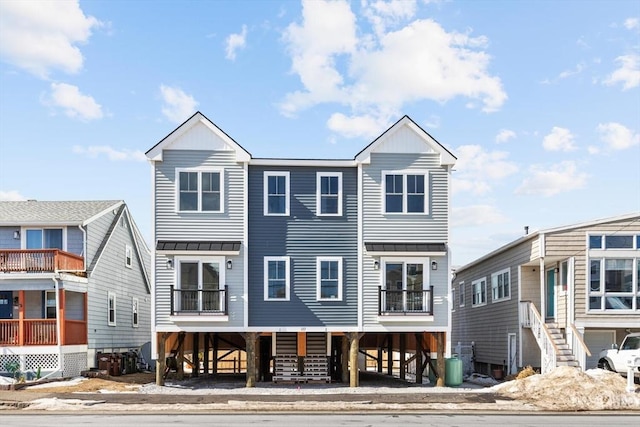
[[431, 260, 438, 271], [13, 230, 20, 239], [166, 258, 173, 269], [373, 260, 380, 270], [227, 259, 233, 270]]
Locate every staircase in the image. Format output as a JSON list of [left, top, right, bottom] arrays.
[[545, 323, 579, 368]]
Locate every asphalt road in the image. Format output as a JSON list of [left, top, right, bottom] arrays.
[[2, 413, 640, 427]]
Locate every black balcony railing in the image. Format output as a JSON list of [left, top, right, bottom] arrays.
[[170, 286, 228, 315], [378, 286, 434, 315]]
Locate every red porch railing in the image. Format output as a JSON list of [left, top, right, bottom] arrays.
[[0, 249, 84, 273], [0, 319, 87, 346]]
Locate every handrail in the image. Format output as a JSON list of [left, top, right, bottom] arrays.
[[521, 301, 558, 373], [569, 324, 591, 357]]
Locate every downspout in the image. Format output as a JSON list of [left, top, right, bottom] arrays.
[[78, 225, 87, 275]]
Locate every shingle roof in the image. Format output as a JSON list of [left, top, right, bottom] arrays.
[[0, 200, 122, 224]]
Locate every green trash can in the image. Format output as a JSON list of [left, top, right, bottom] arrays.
[[445, 357, 463, 387]]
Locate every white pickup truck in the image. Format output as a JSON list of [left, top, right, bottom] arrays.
[[598, 332, 640, 378]]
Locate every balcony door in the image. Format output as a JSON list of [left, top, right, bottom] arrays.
[[178, 257, 224, 312], [384, 260, 426, 312]]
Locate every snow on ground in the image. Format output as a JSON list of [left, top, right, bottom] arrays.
[[493, 366, 640, 411]]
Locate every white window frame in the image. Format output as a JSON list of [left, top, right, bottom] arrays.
[[316, 172, 342, 216], [264, 171, 290, 216], [176, 256, 226, 312], [108, 292, 116, 326], [125, 244, 133, 268], [451, 288, 456, 312], [45, 290, 56, 319], [132, 297, 139, 328], [381, 170, 429, 214], [491, 268, 510, 303], [316, 257, 343, 301], [587, 257, 639, 312], [472, 278, 487, 307], [175, 168, 224, 213], [264, 256, 290, 301], [459, 282, 465, 307]]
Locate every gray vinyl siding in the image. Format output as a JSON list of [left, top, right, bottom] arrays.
[[85, 212, 115, 265], [0, 227, 20, 249], [153, 150, 246, 329], [361, 152, 451, 329], [86, 217, 151, 354], [248, 166, 358, 327], [452, 239, 535, 369]]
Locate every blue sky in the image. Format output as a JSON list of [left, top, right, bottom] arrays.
[[0, 0, 638, 267]]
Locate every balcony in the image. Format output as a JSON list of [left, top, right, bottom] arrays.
[[0, 318, 87, 346], [170, 286, 228, 315], [378, 286, 434, 315], [0, 249, 84, 273]]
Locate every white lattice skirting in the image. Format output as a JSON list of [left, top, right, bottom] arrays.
[[1, 347, 88, 378]]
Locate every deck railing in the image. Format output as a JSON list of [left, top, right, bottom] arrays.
[[0, 318, 87, 346], [378, 286, 434, 315], [0, 249, 84, 273], [567, 323, 591, 370], [170, 286, 228, 315], [519, 301, 558, 374]]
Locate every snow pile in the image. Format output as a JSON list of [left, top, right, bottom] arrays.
[[493, 366, 640, 411]]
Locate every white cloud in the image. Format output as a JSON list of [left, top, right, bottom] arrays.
[[452, 145, 518, 195], [362, 0, 417, 37], [0, 0, 101, 79], [72, 145, 146, 162], [0, 190, 27, 201], [557, 62, 585, 80], [326, 112, 389, 139], [42, 83, 103, 120], [596, 122, 640, 150], [159, 85, 198, 124], [603, 54, 640, 90], [495, 129, 516, 144], [542, 127, 577, 152], [515, 161, 588, 196], [624, 18, 639, 30], [452, 205, 507, 227], [225, 25, 248, 61], [279, 0, 506, 133]]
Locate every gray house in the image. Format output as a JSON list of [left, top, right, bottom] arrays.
[[0, 200, 151, 379], [146, 112, 456, 386], [451, 213, 640, 377]]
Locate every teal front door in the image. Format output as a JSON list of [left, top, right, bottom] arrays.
[[546, 269, 555, 319]]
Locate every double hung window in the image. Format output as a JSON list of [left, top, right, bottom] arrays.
[[472, 278, 487, 306], [177, 169, 223, 212], [383, 172, 427, 214], [491, 269, 510, 302], [264, 172, 290, 215], [317, 172, 342, 216], [317, 257, 342, 300], [264, 257, 290, 300]]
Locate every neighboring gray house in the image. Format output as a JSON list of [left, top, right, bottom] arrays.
[[146, 112, 456, 386], [451, 214, 640, 378], [0, 200, 151, 379]]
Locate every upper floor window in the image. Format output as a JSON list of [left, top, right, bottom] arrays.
[[177, 258, 225, 312], [491, 269, 510, 302], [264, 256, 290, 300], [264, 172, 290, 216], [589, 258, 639, 311], [383, 172, 427, 214], [132, 297, 139, 327], [382, 259, 429, 313], [317, 257, 343, 300], [459, 282, 465, 307], [317, 172, 342, 216], [26, 228, 63, 250], [125, 245, 132, 268], [176, 169, 223, 213], [472, 278, 487, 307], [108, 292, 116, 326], [590, 234, 639, 249]]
